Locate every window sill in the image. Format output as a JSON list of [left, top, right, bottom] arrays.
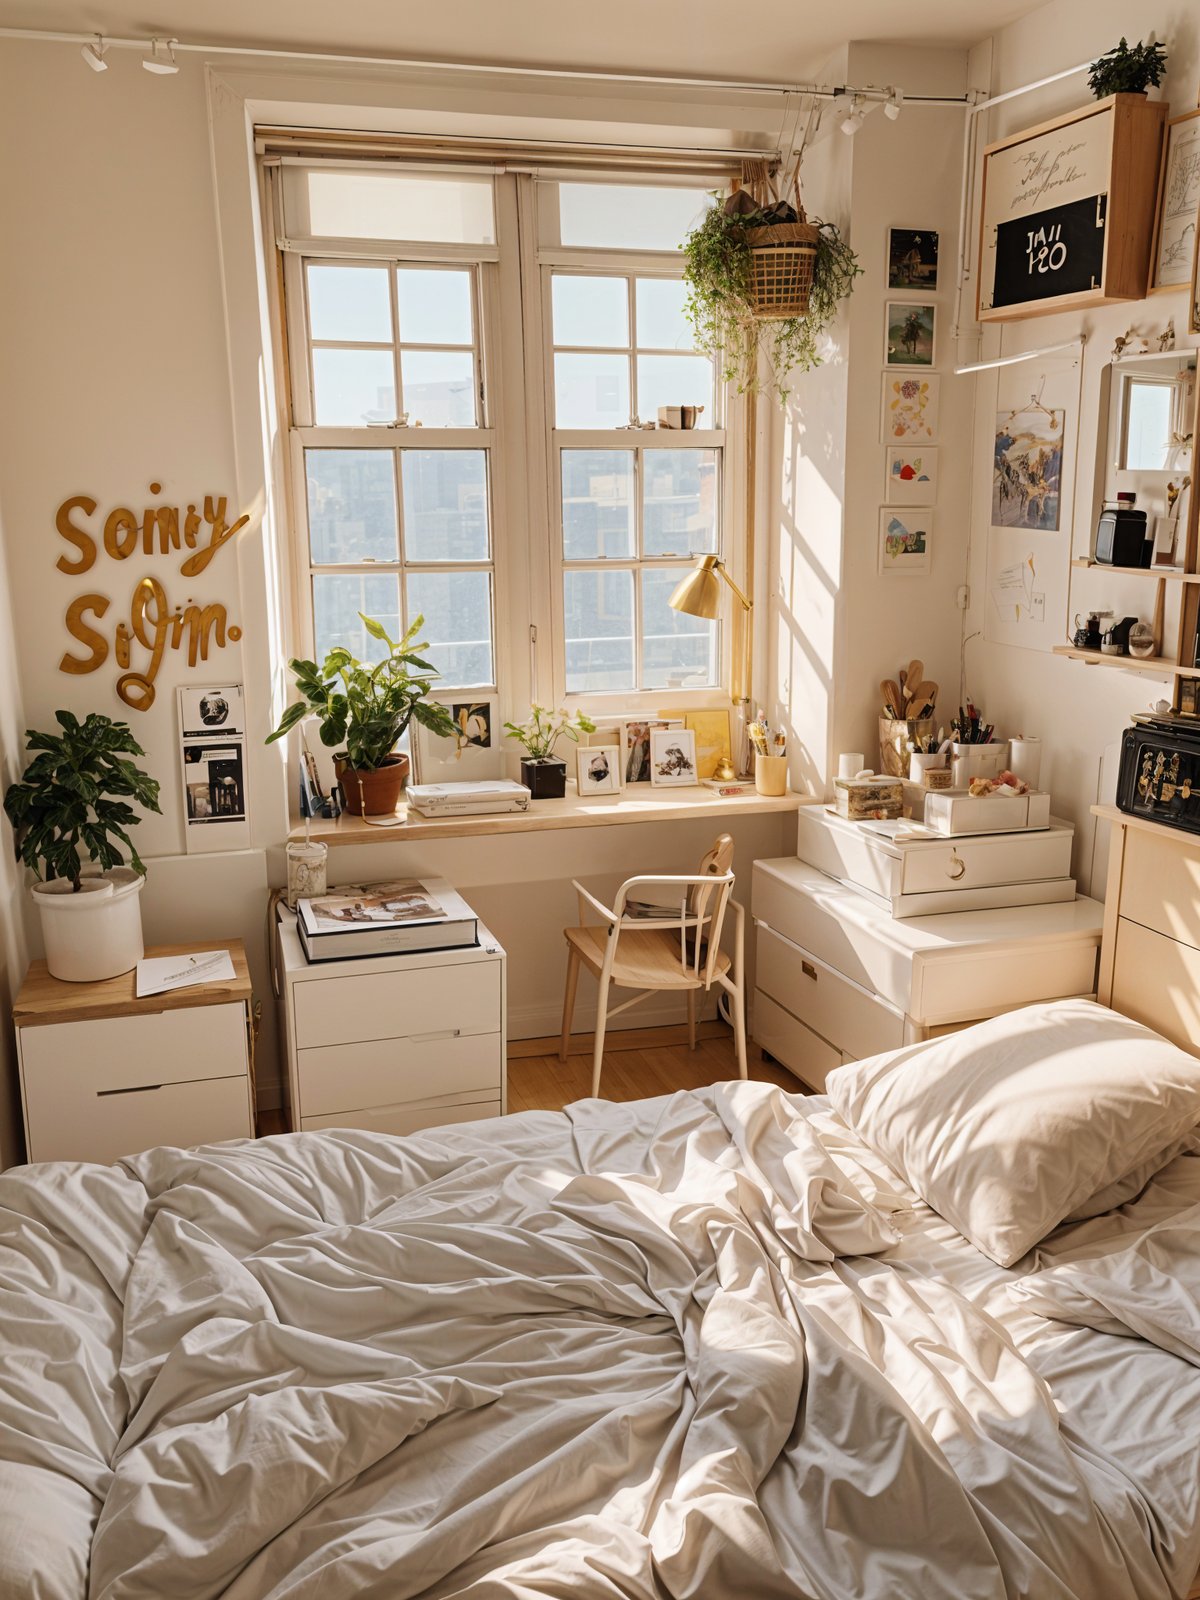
[[290, 784, 811, 848]]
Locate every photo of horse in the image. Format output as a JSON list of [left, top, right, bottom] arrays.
[[992, 407, 1064, 531], [887, 228, 939, 290], [885, 302, 935, 367]]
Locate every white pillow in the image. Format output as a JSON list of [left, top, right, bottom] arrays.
[[825, 999, 1200, 1268]]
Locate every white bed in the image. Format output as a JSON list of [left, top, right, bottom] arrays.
[[3, 1008, 1200, 1598]]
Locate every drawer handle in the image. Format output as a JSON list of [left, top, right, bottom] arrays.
[[410, 1028, 463, 1044], [801, 960, 818, 981], [946, 853, 967, 881], [96, 1084, 163, 1098]]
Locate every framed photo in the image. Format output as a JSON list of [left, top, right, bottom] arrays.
[[415, 696, 502, 783], [1150, 110, 1200, 292], [881, 373, 939, 443], [992, 405, 1065, 531], [884, 301, 935, 368], [649, 727, 699, 787], [620, 718, 678, 782], [887, 227, 939, 291], [684, 709, 733, 779], [576, 743, 621, 795], [885, 446, 938, 505], [879, 508, 933, 577]]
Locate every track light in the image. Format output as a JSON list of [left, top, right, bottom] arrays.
[[143, 38, 179, 74], [839, 96, 866, 136], [884, 87, 904, 121], [80, 33, 107, 71]]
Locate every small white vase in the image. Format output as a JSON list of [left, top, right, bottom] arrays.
[[32, 867, 145, 982]]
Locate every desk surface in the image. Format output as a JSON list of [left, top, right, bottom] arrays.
[[14, 940, 252, 1026], [292, 784, 810, 848]]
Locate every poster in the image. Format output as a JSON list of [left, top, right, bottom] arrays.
[[178, 683, 251, 852]]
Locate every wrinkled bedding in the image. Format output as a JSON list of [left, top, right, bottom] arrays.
[[2, 1081, 1200, 1599]]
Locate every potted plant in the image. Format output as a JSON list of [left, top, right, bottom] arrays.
[[503, 705, 595, 799], [682, 185, 862, 403], [267, 613, 457, 817], [1088, 37, 1168, 98], [3, 711, 161, 982]]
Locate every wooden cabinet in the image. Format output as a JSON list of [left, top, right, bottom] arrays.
[[12, 942, 255, 1165], [275, 912, 506, 1135]]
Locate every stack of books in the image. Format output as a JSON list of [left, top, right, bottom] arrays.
[[295, 877, 478, 962]]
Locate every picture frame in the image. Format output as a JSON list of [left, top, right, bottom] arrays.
[[649, 727, 699, 787], [621, 719, 670, 783], [884, 446, 938, 505], [887, 227, 939, 291], [1150, 109, 1200, 292], [879, 508, 933, 577], [575, 743, 622, 796], [1177, 679, 1199, 718], [992, 404, 1065, 531], [881, 373, 939, 443], [884, 301, 936, 368], [684, 708, 733, 779], [414, 696, 502, 784]]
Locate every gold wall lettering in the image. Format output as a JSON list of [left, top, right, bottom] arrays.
[[56, 482, 248, 711]]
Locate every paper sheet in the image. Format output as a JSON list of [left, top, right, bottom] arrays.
[[135, 949, 235, 997]]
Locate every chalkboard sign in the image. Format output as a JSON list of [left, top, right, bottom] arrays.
[[990, 194, 1107, 310]]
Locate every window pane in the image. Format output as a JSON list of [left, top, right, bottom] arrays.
[[400, 350, 477, 427], [555, 352, 630, 428], [564, 569, 634, 693], [298, 169, 495, 245], [406, 571, 493, 686], [552, 276, 628, 348], [642, 567, 718, 689], [1124, 381, 1173, 470], [312, 572, 401, 664], [305, 451, 398, 564], [312, 347, 396, 425], [397, 268, 473, 346], [636, 354, 713, 421], [643, 450, 719, 558], [558, 184, 710, 251], [561, 451, 634, 560], [401, 451, 488, 561], [307, 265, 392, 344], [636, 278, 694, 351]]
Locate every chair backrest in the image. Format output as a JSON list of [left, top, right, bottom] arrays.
[[688, 833, 734, 932]]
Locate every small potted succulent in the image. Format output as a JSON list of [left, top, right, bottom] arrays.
[[504, 705, 596, 799], [3, 711, 161, 982], [1087, 37, 1168, 98], [267, 612, 457, 816]]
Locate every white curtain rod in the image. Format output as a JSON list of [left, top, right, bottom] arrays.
[[954, 336, 1086, 375]]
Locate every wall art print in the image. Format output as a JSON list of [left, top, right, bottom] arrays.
[[881, 374, 939, 443], [992, 404, 1065, 531]]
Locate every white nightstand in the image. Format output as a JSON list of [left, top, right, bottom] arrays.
[[275, 911, 507, 1136], [13, 941, 256, 1165]]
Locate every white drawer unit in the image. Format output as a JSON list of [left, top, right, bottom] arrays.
[[13, 943, 256, 1166], [276, 909, 506, 1135], [753, 857, 1103, 1089]]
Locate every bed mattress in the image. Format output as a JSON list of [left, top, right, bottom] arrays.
[[1, 1082, 1198, 1599]]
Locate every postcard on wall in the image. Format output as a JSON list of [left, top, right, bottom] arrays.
[[884, 446, 938, 505], [178, 684, 245, 739], [177, 684, 250, 854], [881, 373, 939, 443], [884, 302, 935, 368], [879, 508, 933, 577], [887, 227, 939, 291], [1152, 111, 1200, 291], [414, 697, 502, 784], [992, 404, 1065, 531]]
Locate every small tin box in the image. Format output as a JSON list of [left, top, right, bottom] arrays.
[[833, 774, 904, 821]]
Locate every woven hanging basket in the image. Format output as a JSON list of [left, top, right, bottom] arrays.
[[743, 217, 820, 320]]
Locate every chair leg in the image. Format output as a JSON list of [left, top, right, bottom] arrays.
[[686, 987, 697, 1051], [560, 946, 581, 1062], [591, 974, 611, 1098], [729, 982, 748, 1080]]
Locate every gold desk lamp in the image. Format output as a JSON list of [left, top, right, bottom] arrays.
[[668, 554, 752, 782]]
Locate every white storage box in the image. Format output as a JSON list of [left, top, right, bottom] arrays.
[[922, 789, 1051, 836], [797, 806, 1075, 918]]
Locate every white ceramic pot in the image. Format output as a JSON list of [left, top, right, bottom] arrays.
[[31, 867, 145, 982], [951, 741, 1010, 788]]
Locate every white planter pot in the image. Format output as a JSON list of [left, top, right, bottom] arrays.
[[31, 867, 145, 983]]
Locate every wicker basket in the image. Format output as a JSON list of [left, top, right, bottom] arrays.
[[744, 219, 820, 319]]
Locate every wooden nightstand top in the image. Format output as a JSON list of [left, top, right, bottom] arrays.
[[13, 940, 252, 1027]]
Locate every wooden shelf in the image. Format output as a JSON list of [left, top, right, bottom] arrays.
[[1052, 645, 1200, 677], [1071, 560, 1200, 583]]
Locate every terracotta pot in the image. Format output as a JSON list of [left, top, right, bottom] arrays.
[[334, 752, 410, 817]]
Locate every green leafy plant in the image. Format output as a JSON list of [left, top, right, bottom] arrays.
[[267, 612, 457, 770], [503, 705, 596, 761], [682, 199, 862, 402], [3, 711, 161, 890], [1088, 37, 1168, 97]]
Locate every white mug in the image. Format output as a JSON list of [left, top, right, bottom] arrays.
[[837, 751, 865, 780]]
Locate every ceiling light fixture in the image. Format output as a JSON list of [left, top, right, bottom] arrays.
[[839, 96, 866, 136], [80, 33, 107, 71], [884, 87, 904, 120], [143, 38, 179, 75]]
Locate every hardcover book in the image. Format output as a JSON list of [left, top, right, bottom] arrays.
[[296, 876, 477, 961]]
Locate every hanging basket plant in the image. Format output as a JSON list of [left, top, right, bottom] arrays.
[[682, 169, 861, 403]]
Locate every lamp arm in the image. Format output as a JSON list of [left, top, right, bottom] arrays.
[[714, 559, 752, 613]]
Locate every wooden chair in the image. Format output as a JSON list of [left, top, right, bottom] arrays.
[[559, 834, 747, 1097]]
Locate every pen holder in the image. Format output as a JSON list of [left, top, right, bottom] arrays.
[[754, 755, 788, 797], [879, 717, 935, 779], [285, 840, 328, 909], [950, 741, 1009, 787]]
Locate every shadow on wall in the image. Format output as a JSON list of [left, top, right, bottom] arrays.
[[0, 499, 30, 1165]]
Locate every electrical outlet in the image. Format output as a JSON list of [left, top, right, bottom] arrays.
[[956, 585, 970, 610]]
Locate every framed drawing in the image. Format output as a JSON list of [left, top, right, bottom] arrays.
[[992, 403, 1065, 531], [885, 446, 938, 504], [649, 728, 699, 787], [576, 744, 621, 795], [415, 697, 501, 783], [887, 227, 939, 290], [884, 301, 935, 367], [879, 509, 933, 577], [1150, 110, 1200, 291], [881, 373, 939, 443], [978, 94, 1167, 322]]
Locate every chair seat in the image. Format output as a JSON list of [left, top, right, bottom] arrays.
[[564, 924, 730, 991]]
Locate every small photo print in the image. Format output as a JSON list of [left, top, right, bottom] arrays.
[[576, 743, 622, 795], [650, 727, 699, 787], [882, 373, 939, 443], [449, 701, 493, 751], [887, 227, 939, 290], [623, 718, 675, 783], [884, 301, 935, 367], [885, 446, 938, 505], [879, 509, 933, 577], [178, 684, 245, 739], [182, 743, 247, 821]]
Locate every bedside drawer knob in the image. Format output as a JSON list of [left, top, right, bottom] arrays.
[[947, 853, 967, 881], [801, 960, 818, 981], [411, 1027, 463, 1044]]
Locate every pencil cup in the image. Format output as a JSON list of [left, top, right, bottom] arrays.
[[754, 755, 788, 797], [285, 841, 327, 909], [879, 717, 934, 779]]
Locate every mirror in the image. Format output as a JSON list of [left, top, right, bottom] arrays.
[[1106, 349, 1196, 476]]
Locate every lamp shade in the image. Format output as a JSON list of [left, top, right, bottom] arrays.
[[668, 556, 722, 620]]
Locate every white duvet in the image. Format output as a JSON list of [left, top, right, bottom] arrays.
[[1, 1082, 1197, 1599]]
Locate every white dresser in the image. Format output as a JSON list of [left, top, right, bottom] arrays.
[[752, 857, 1104, 1091], [276, 913, 507, 1136]]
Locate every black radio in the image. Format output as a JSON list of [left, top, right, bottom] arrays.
[[1116, 716, 1200, 834]]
